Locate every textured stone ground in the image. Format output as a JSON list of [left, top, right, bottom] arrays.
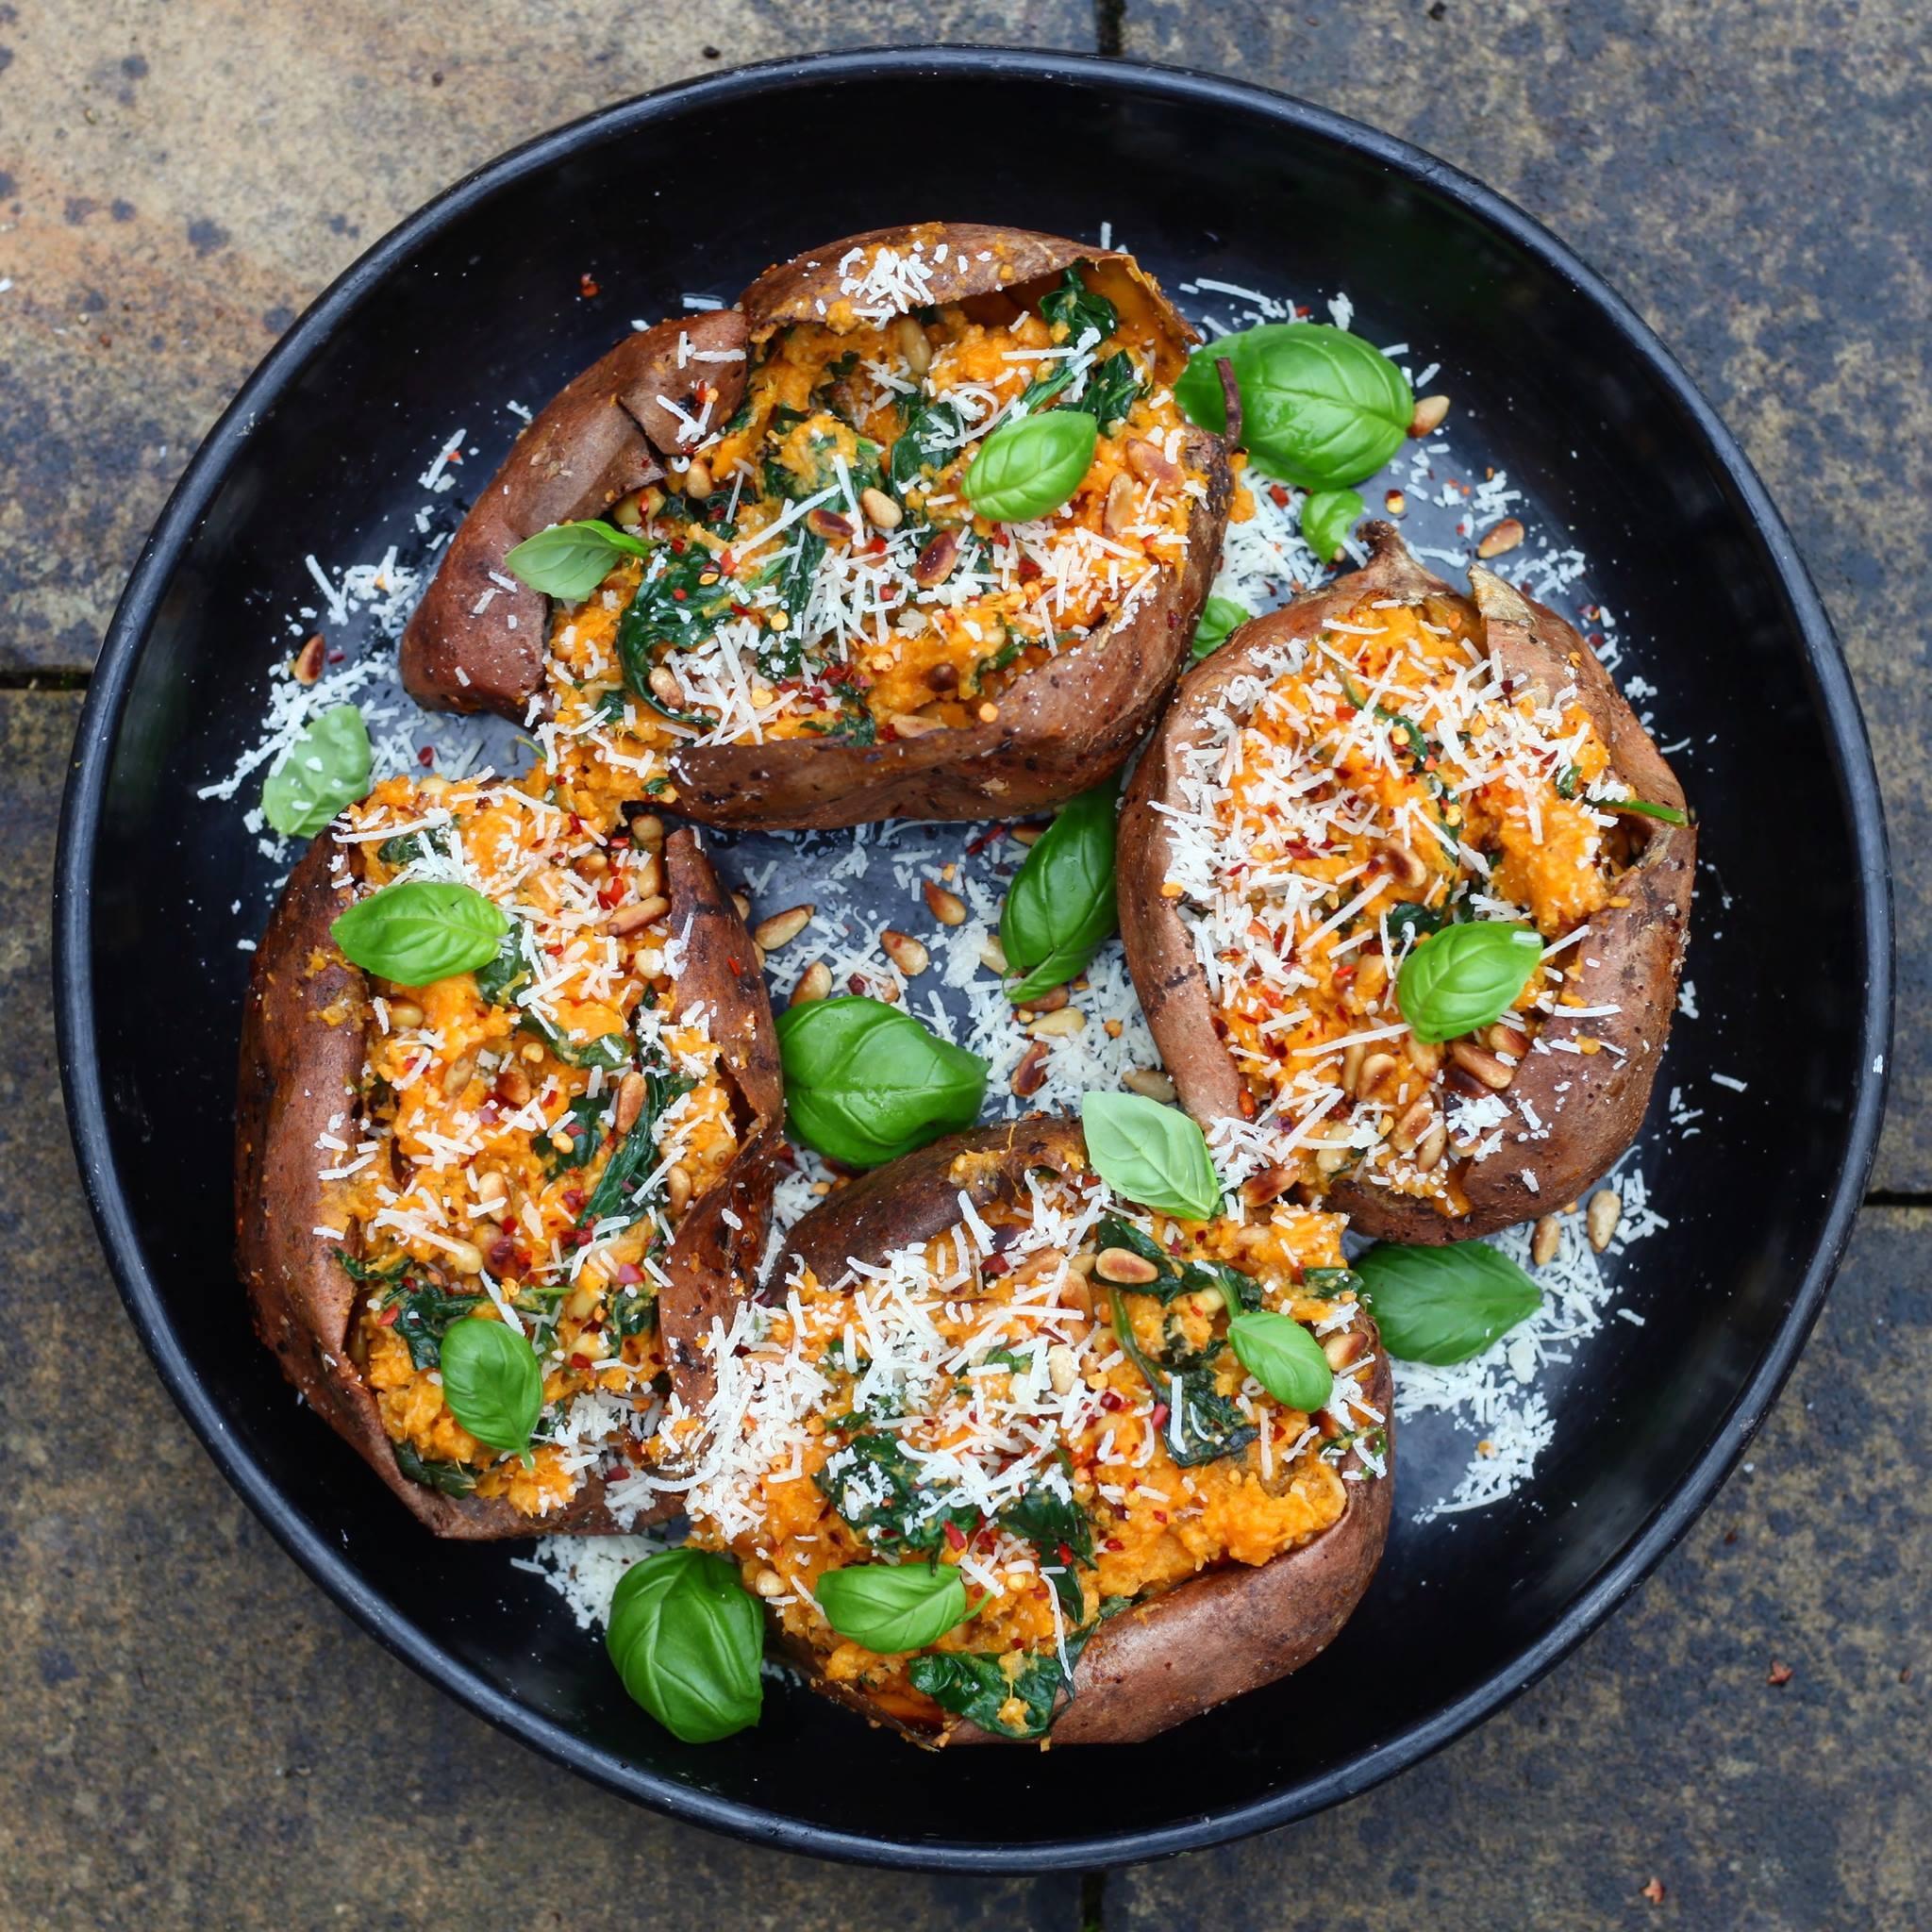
[[2, 3, 1925, 1927]]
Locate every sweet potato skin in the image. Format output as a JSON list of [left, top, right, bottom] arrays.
[[233, 825, 776, 1536], [1119, 523, 1693, 1242], [398, 308, 747, 718], [772, 1116, 1393, 1746]]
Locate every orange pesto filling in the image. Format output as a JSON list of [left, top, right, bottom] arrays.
[[656, 1160, 1381, 1741], [533, 260, 1205, 824], [1174, 592, 1635, 1215], [320, 771, 738, 1516]]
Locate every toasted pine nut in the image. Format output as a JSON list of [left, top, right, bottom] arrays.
[[1390, 1096, 1435, 1156], [1314, 1144, 1353, 1176], [731, 891, 751, 920], [1124, 1067, 1176, 1103], [1029, 1007, 1085, 1039], [614, 1072, 646, 1135], [1415, 1122, 1448, 1172], [632, 852, 663, 900], [1341, 1040, 1368, 1096], [1488, 1022, 1530, 1059], [1356, 1051, 1399, 1100], [923, 880, 967, 925], [753, 1567, 785, 1599], [858, 486, 903, 531], [1021, 984, 1070, 1014], [1353, 954, 1389, 1003], [1587, 1190, 1622, 1253], [1045, 1344, 1077, 1395], [628, 813, 665, 848], [608, 895, 669, 935], [1011, 1040, 1048, 1097], [1375, 840, 1429, 889], [1408, 393, 1452, 438], [444, 1239, 485, 1275], [683, 458, 713, 500], [979, 936, 1009, 974], [790, 960, 832, 1007], [807, 507, 855, 542], [493, 1063, 531, 1107], [648, 666, 682, 704], [1010, 824, 1044, 846], [388, 1000, 425, 1029], [1449, 1040, 1515, 1091], [666, 1165, 692, 1215], [754, 905, 813, 951], [1103, 472, 1136, 536], [1241, 1163, 1294, 1208], [1096, 1246, 1160, 1286], [441, 1053, 476, 1098], [881, 929, 930, 977], [1405, 1036, 1443, 1077], [893, 314, 931, 376], [1124, 438, 1181, 488], [1384, 489, 1407, 517], [1323, 1328, 1366, 1369], [890, 712, 944, 738], [292, 634, 325, 684], [912, 528, 959, 587], [1531, 1214, 1562, 1267], [1476, 517, 1524, 559]]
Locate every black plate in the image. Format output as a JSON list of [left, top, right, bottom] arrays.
[[55, 48, 1890, 1869]]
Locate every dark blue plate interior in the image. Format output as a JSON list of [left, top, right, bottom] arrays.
[[56, 49, 1889, 1869]]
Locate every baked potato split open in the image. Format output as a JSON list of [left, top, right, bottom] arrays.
[[649, 1117, 1391, 1746], [400, 223, 1231, 829], [234, 776, 778, 1535], [1119, 522, 1693, 1241]]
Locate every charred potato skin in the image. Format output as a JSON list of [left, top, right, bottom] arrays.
[[1119, 523, 1694, 1242], [401, 223, 1230, 825], [771, 1117, 1393, 1747], [398, 308, 748, 718], [233, 826, 778, 1537]]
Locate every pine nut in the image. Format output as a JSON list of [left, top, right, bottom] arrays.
[[1415, 1122, 1448, 1172], [731, 891, 751, 920], [1124, 1068, 1176, 1103], [893, 314, 932, 376], [754, 1567, 785, 1599], [493, 1064, 532, 1107], [608, 896, 669, 934], [666, 1165, 692, 1215], [891, 712, 944, 738], [1390, 1097, 1435, 1156], [1449, 1040, 1515, 1091], [648, 666, 682, 704], [1314, 1144, 1353, 1176], [790, 960, 832, 1007], [979, 935, 1009, 974], [1531, 1214, 1562, 1267], [1241, 1163, 1294, 1207], [807, 507, 855, 542], [1011, 1040, 1048, 1097], [1353, 954, 1388, 1003], [1356, 1051, 1399, 1100], [1375, 840, 1429, 889], [1488, 1022, 1530, 1059], [1010, 824, 1044, 846], [444, 1239, 485, 1275], [923, 880, 967, 925], [1096, 1247, 1160, 1286], [388, 1000, 425, 1029], [859, 486, 903, 531], [1405, 1036, 1444, 1077], [912, 529, 959, 587], [1587, 1190, 1622, 1253], [880, 929, 930, 977], [1103, 472, 1136, 536], [1341, 1041, 1368, 1095], [631, 852, 663, 900], [1046, 1344, 1077, 1395], [628, 814, 665, 848], [292, 634, 325, 684], [754, 905, 813, 950], [1408, 393, 1451, 438], [1384, 489, 1407, 517], [1022, 984, 1070, 1014], [630, 944, 665, 980], [614, 1071, 646, 1135], [683, 458, 713, 500], [1124, 438, 1181, 488], [1029, 1007, 1085, 1039], [1476, 517, 1525, 559], [1323, 1328, 1366, 1369], [441, 1053, 476, 1098]]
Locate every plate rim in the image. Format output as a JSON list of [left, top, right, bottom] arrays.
[[52, 42, 1894, 1872]]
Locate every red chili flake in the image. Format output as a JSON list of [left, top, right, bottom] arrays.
[[568, 1352, 592, 1371], [573, 1229, 593, 1248], [981, 1254, 1011, 1277], [327, 649, 346, 665], [1016, 555, 1043, 583], [942, 1522, 967, 1552], [726, 956, 742, 975], [417, 746, 435, 767], [1334, 964, 1356, 984], [1056, 1542, 1074, 1566], [1152, 1509, 1170, 1524], [1267, 484, 1291, 508], [730, 602, 756, 618], [1103, 1537, 1124, 1553], [488, 1238, 517, 1273], [1149, 1402, 1171, 1430], [1099, 1389, 1125, 1412], [866, 537, 887, 556], [672, 587, 688, 602], [719, 551, 737, 574], [669, 537, 686, 555], [965, 823, 1006, 855], [578, 272, 600, 299], [562, 1188, 585, 1213], [615, 1261, 643, 1285], [376, 1306, 399, 1326], [1768, 1659, 1795, 1687]]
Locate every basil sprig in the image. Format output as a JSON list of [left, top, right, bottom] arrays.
[[504, 519, 652, 602], [1301, 487, 1365, 563], [1605, 797, 1690, 826], [1227, 1309, 1334, 1413], [1395, 921, 1542, 1045], [1355, 1241, 1541, 1365], [965, 410, 1098, 523], [1080, 1091, 1222, 1222], [1191, 594, 1250, 662], [606, 1549, 764, 1743], [438, 1316, 543, 1453], [816, 1561, 970, 1653], [331, 878, 509, 986], [776, 997, 988, 1168], [261, 704, 372, 839], [1176, 324, 1412, 489], [1001, 780, 1119, 1001]]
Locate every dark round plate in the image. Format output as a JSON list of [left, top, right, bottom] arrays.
[[55, 47, 1890, 1869]]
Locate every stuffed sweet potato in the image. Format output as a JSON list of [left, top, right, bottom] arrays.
[[640, 1115, 1390, 1746], [1119, 522, 1694, 1241], [235, 774, 780, 1536], [400, 223, 1232, 829]]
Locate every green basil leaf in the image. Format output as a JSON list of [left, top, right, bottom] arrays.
[[1395, 921, 1542, 1045], [1176, 325, 1412, 489], [777, 997, 988, 1168], [437, 1316, 542, 1453], [816, 1561, 970, 1653], [1001, 779, 1118, 1000], [331, 878, 510, 986], [1355, 1241, 1541, 1365], [1301, 486, 1366, 563], [391, 1441, 477, 1497], [1080, 1091, 1222, 1221], [908, 1649, 1067, 1740], [607, 1549, 764, 1743], [1604, 797, 1690, 826], [1190, 594, 1250, 662], [965, 410, 1098, 523], [1069, 351, 1145, 435], [1039, 267, 1118, 347], [1227, 1309, 1334, 1412], [260, 705, 372, 839], [504, 520, 652, 602]]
